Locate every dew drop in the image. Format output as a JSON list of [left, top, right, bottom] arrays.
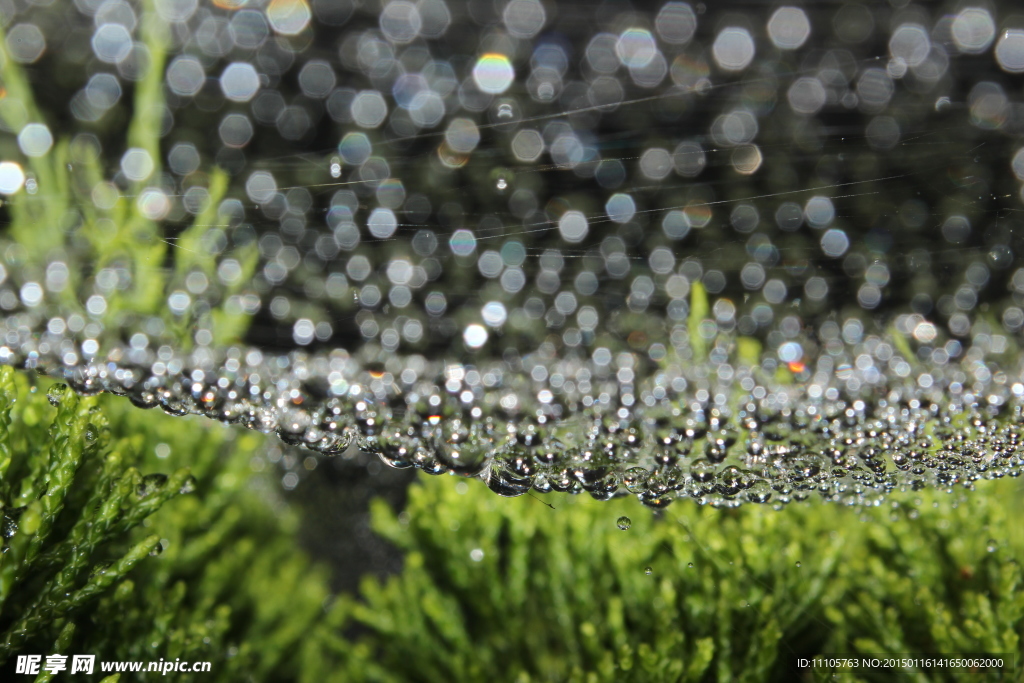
[[90, 561, 113, 577], [149, 540, 165, 557], [623, 467, 650, 493], [795, 561, 802, 568], [687, 562, 694, 568], [46, 382, 67, 407], [1, 507, 24, 539], [644, 566, 653, 575], [616, 515, 631, 530], [136, 473, 168, 499], [178, 475, 198, 495], [496, 177, 507, 190], [987, 539, 998, 553]]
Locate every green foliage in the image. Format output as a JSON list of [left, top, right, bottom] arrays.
[[0, 366, 344, 681], [336, 475, 1024, 683], [0, 3, 257, 346], [823, 494, 1024, 682], [687, 280, 709, 362]]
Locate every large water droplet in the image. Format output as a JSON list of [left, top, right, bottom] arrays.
[[690, 458, 716, 483], [435, 436, 490, 476], [616, 516, 631, 530], [487, 461, 533, 497], [46, 382, 67, 407], [746, 479, 772, 504], [623, 467, 650, 493]]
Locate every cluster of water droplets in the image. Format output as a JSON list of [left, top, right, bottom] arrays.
[[0, 0, 1023, 506]]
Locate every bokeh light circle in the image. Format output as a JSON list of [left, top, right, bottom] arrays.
[[712, 27, 755, 71], [473, 54, 515, 95]]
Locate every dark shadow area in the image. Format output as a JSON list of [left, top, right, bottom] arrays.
[[282, 449, 417, 595]]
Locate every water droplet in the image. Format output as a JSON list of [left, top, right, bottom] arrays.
[[149, 540, 165, 556], [90, 561, 113, 577], [496, 177, 507, 190], [435, 429, 490, 476], [987, 539, 997, 553], [795, 561, 802, 568], [687, 562, 694, 568], [623, 466, 650, 493], [487, 461, 532, 497], [178, 475, 197, 495], [368, 430, 417, 469], [46, 382, 67, 407], [644, 566, 653, 576], [1, 507, 25, 539], [616, 515, 631, 530], [746, 479, 772, 504], [690, 458, 716, 483], [136, 473, 168, 499]]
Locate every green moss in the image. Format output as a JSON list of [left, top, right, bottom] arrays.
[[336, 474, 1024, 683], [0, 366, 344, 681]]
